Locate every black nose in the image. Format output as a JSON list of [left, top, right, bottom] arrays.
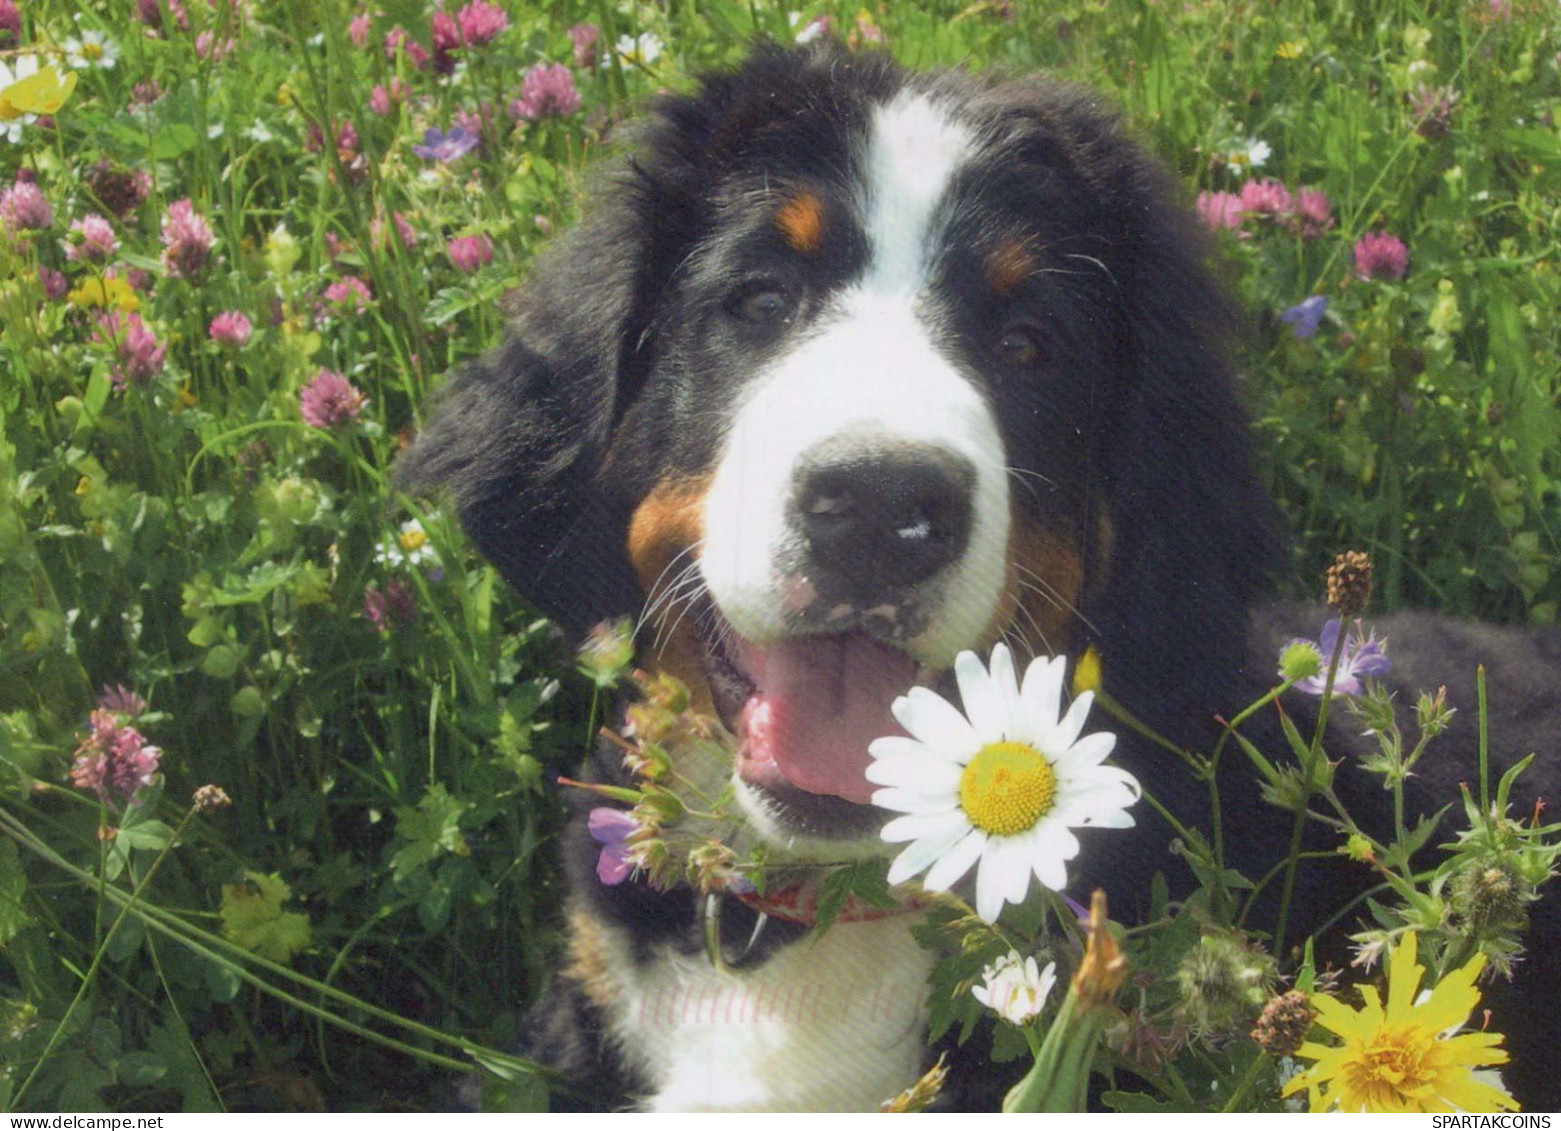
[[795, 445, 975, 595]]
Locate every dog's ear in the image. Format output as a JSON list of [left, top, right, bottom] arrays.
[[394, 195, 652, 634], [1078, 115, 1287, 744]]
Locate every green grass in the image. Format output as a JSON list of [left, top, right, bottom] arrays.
[[1, 0, 1558, 1112]]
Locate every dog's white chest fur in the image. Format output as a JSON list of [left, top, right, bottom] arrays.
[[610, 914, 936, 1112]]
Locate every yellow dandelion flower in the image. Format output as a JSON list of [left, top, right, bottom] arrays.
[[1283, 932, 1517, 1113], [68, 275, 140, 313], [1275, 40, 1307, 60]]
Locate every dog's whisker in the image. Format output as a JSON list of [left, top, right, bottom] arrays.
[[1015, 563, 1100, 636], [636, 542, 705, 634]]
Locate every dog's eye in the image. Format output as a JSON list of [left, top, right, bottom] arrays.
[[997, 325, 1043, 366], [730, 285, 795, 326]]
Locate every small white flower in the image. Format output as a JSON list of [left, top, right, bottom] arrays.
[[65, 30, 121, 70], [376, 519, 439, 570], [868, 643, 1139, 923], [615, 31, 663, 67], [972, 951, 1057, 1026], [0, 55, 42, 145], [1226, 137, 1272, 175]]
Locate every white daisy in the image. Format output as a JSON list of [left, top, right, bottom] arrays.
[[972, 951, 1057, 1026], [376, 519, 439, 570], [0, 55, 42, 145], [614, 32, 663, 67], [1226, 137, 1273, 175], [868, 643, 1139, 923], [65, 30, 121, 71]]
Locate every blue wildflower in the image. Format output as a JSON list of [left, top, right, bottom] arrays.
[[412, 125, 479, 162], [1280, 295, 1328, 340], [1289, 618, 1390, 696], [587, 806, 638, 885]]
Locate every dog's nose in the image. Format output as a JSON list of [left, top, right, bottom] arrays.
[[794, 445, 974, 594]]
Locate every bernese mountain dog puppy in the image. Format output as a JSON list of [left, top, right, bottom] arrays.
[[399, 43, 1559, 1112]]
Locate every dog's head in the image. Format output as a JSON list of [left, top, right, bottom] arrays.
[[399, 44, 1282, 856]]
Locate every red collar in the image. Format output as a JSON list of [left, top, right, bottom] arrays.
[[731, 882, 928, 926]]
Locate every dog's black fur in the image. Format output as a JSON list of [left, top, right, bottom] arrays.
[[400, 44, 1559, 1111]]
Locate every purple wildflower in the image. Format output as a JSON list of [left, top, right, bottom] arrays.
[[66, 214, 119, 263], [362, 578, 417, 631], [1, 179, 53, 234], [1238, 177, 1294, 219], [412, 125, 479, 162], [84, 162, 152, 217], [71, 708, 162, 805], [1195, 190, 1244, 232], [447, 234, 493, 273], [430, 10, 459, 72], [0, 0, 19, 46], [568, 23, 599, 70], [38, 267, 68, 301], [161, 198, 215, 279], [348, 10, 372, 47], [97, 684, 149, 718], [1280, 295, 1328, 340], [457, 0, 508, 46], [588, 807, 639, 885], [300, 368, 368, 429], [1409, 84, 1459, 141], [321, 275, 372, 314], [1290, 619, 1390, 697], [383, 26, 429, 69], [1293, 188, 1334, 239], [208, 310, 253, 347], [94, 311, 167, 390], [510, 63, 581, 121], [1353, 231, 1409, 281]]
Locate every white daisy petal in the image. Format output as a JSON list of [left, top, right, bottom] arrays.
[[871, 786, 959, 815], [881, 808, 968, 845], [1029, 837, 1070, 891], [1051, 689, 1096, 749], [886, 822, 969, 885], [892, 686, 981, 754], [975, 839, 1009, 922], [921, 828, 986, 891], [955, 649, 1006, 744], [864, 750, 963, 791], [1015, 654, 1066, 745], [1053, 730, 1116, 769]]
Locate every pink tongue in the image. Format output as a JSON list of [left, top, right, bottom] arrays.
[[738, 635, 918, 804]]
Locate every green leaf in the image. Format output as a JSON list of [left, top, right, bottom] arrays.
[[219, 871, 312, 964], [1378, 806, 1449, 871], [0, 838, 32, 944], [390, 783, 471, 884], [812, 859, 896, 935], [1102, 1090, 1184, 1113]]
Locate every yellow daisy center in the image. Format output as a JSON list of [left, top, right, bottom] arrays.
[[399, 527, 428, 553], [959, 741, 1056, 837], [84, 43, 105, 61], [0, 98, 20, 122]]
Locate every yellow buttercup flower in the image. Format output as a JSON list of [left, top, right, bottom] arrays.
[[1283, 932, 1517, 1113]]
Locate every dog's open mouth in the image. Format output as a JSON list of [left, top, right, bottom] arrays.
[[694, 601, 926, 807]]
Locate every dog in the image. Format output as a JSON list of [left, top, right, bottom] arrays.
[[399, 43, 1559, 1111]]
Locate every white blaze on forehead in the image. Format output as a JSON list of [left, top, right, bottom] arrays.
[[859, 91, 974, 291], [700, 86, 1008, 670]]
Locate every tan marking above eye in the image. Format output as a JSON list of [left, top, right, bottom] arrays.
[[776, 192, 827, 255], [988, 240, 1035, 296]]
